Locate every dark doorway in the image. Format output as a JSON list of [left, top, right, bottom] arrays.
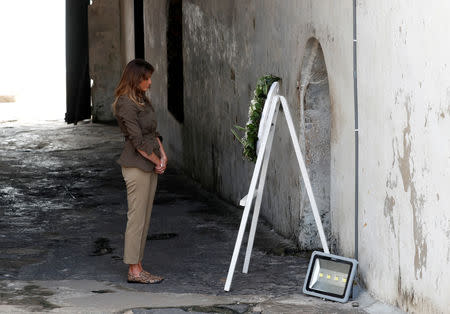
[[65, 0, 91, 124], [134, 0, 145, 59], [167, 0, 184, 123]]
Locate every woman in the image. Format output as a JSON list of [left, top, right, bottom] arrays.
[[113, 59, 167, 284]]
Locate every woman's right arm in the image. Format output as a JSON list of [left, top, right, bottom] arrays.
[[137, 149, 164, 173]]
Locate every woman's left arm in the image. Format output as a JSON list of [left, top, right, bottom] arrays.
[[157, 137, 168, 167]]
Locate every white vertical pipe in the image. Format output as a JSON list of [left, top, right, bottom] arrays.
[[280, 96, 330, 254]]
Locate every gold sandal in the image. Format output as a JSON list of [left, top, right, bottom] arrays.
[[127, 271, 152, 284], [142, 270, 164, 284]]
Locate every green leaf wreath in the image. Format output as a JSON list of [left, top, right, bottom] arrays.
[[232, 74, 281, 163]]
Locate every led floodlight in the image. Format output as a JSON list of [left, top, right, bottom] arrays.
[[303, 251, 358, 303]]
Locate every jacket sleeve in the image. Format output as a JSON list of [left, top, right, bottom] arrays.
[[116, 98, 155, 155]]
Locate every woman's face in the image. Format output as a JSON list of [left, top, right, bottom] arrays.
[[138, 75, 152, 92]]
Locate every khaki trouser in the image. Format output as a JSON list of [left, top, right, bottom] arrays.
[[121, 167, 158, 264]]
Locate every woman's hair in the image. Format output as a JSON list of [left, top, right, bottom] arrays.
[[112, 59, 155, 114]]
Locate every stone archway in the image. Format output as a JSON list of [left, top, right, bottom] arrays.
[[297, 38, 332, 250]]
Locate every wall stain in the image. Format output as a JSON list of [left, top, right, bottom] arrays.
[[386, 138, 398, 189], [383, 194, 396, 236], [397, 266, 442, 314], [396, 266, 438, 313], [446, 87, 450, 116], [397, 96, 412, 192], [184, 2, 238, 63], [448, 244, 450, 263], [395, 96, 428, 280], [396, 269, 415, 312], [410, 185, 427, 279], [329, 85, 338, 145], [423, 105, 432, 127]]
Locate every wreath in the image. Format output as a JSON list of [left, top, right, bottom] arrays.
[[232, 74, 281, 162]]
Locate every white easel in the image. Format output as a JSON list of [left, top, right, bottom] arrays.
[[224, 82, 330, 292]]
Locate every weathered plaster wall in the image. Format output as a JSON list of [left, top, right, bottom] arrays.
[[298, 39, 332, 249], [143, 0, 184, 169], [180, 0, 354, 253], [88, 0, 121, 122], [357, 1, 450, 313], [120, 0, 135, 67], [141, 0, 355, 253], [139, 0, 450, 312]]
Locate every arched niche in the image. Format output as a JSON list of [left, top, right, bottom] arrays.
[[297, 38, 332, 250]]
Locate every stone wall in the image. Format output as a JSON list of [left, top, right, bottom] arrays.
[[143, 0, 354, 252], [120, 0, 136, 67], [136, 1, 450, 312], [88, 0, 122, 122], [144, 0, 184, 169], [357, 1, 450, 312], [179, 0, 354, 252]]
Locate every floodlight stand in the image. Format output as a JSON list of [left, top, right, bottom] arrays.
[[224, 82, 330, 292]]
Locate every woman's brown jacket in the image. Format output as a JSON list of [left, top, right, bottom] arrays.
[[115, 95, 161, 172]]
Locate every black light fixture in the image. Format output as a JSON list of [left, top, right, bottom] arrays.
[[303, 251, 358, 303]]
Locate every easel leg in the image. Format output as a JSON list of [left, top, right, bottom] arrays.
[[280, 96, 330, 254], [224, 97, 279, 291], [242, 105, 279, 273]]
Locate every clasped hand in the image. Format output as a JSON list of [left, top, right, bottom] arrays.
[[154, 157, 167, 174]]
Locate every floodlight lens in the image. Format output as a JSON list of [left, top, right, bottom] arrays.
[[308, 257, 351, 296], [303, 251, 358, 303]]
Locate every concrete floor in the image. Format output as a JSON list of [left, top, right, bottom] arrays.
[[0, 121, 404, 313]]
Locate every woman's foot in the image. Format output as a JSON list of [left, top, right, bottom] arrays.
[[128, 271, 152, 284], [142, 270, 164, 284], [127, 264, 163, 284], [138, 262, 164, 283], [129, 263, 142, 275]]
